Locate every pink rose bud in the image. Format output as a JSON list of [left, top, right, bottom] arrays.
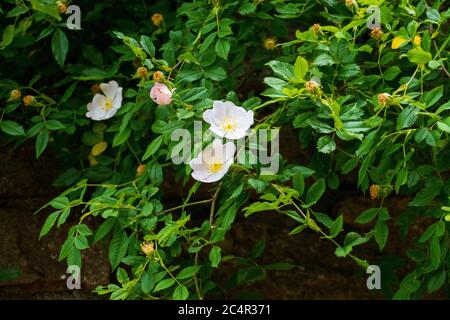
[[150, 82, 174, 106]]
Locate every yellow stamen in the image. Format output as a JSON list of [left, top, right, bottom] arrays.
[[103, 98, 113, 111], [208, 162, 223, 173], [222, 118, 237, 131]]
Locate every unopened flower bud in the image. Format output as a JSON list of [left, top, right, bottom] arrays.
[[9, 89, 21, 101], [136, 164, 146, 176], [136, 66, 149, 79], [345, 0, 356, 7], [264, 37, 277, 50], [378, 93, 391, 106], [370, 27, 383, 41], [151, 13, 164, 27], [140, 241, 155, 256], [305, 80, 320, 92], [152, 71, 165, 82], [23, 95, 35, 107], [312, 24, 321, 33]]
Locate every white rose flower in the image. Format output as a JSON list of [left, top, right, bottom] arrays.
[[189, 139, 236, 183], [86, 80, 123, 121], [203, 101, 254, 139]]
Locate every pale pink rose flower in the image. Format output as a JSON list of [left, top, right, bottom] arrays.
[[150, 82, 174, 106]]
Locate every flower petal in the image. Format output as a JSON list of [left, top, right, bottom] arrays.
[[100, 80, 119, 99]]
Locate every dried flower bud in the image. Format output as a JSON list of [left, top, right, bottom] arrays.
[[56, 1, 67, 14], [151, 13, 164, 27], [91, 84, 101, 95], [9, 89, 21, 101], [136, 164, 146, 176], [140, 241, 155, 256], [370, 27, 383, 41], [23, 95, 35, 107], [378, 93, 391, 106], [305, 80, 320, 92], [136, 66, 149, 79], [264, 37, 277, 50], [152, 71, 165, 82], [369, 184, 379, 200], [312, 24, 321, 33]]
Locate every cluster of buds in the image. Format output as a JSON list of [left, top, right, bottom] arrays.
[[377, 93, 391, 107], [136, 164, 146, 176], [22, 95, 36, 107], [151, 13, 164, 27], [56, 1, 68, 14], [263, 37, 277, 50], [136, 66, 149, 79], [152, 71, 165, 82], [8, 89, 21, 102], [370, 27, 383, 41], [140, 241, 155, 256], [312, 23, 321, 34], [369, 184, 393, 200]]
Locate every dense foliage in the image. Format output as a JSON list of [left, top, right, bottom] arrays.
[[1, 0, 450, 299]]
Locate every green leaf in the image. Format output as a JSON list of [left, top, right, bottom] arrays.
[[215, 38, 230, 59], [109, 229, 129, 270], [429, 235, 441, 269], [292, 173, 305, 197], [50, 195, 69, 209], [266, 60, 294, 81], [317, 135, 336, 154], [383, 66, 401, 81], [176, 266, 200, 280], [140, 35, 155, 56], [35, 128, 49, 158], [209, 246, 222, 268], [142, 135, 163, 161], [74, 234, 90, 250], [397, 106, 418, 130], [204, 66, 226, 81], [355, 208, 379, 224], [0, 120, 25, 136], [427, 270, 446, 293], [51, 29, 69, 68], [173, 285, 189, 300], [329, 215, 343, 238], [374, 219, 389, 250], [306, 179, 326, 206], [0, 25, 15, 49], [141, 271, 154, 294], [247, 178, 269, 193], [423, 85, 443, 108], [154, 278, 176, 292], [293, 55, 308, 82], [264, 263, 295, 271], [46, 119, 66, 131], [407, 48, 432, 65], [39, 212, 59, 239]]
